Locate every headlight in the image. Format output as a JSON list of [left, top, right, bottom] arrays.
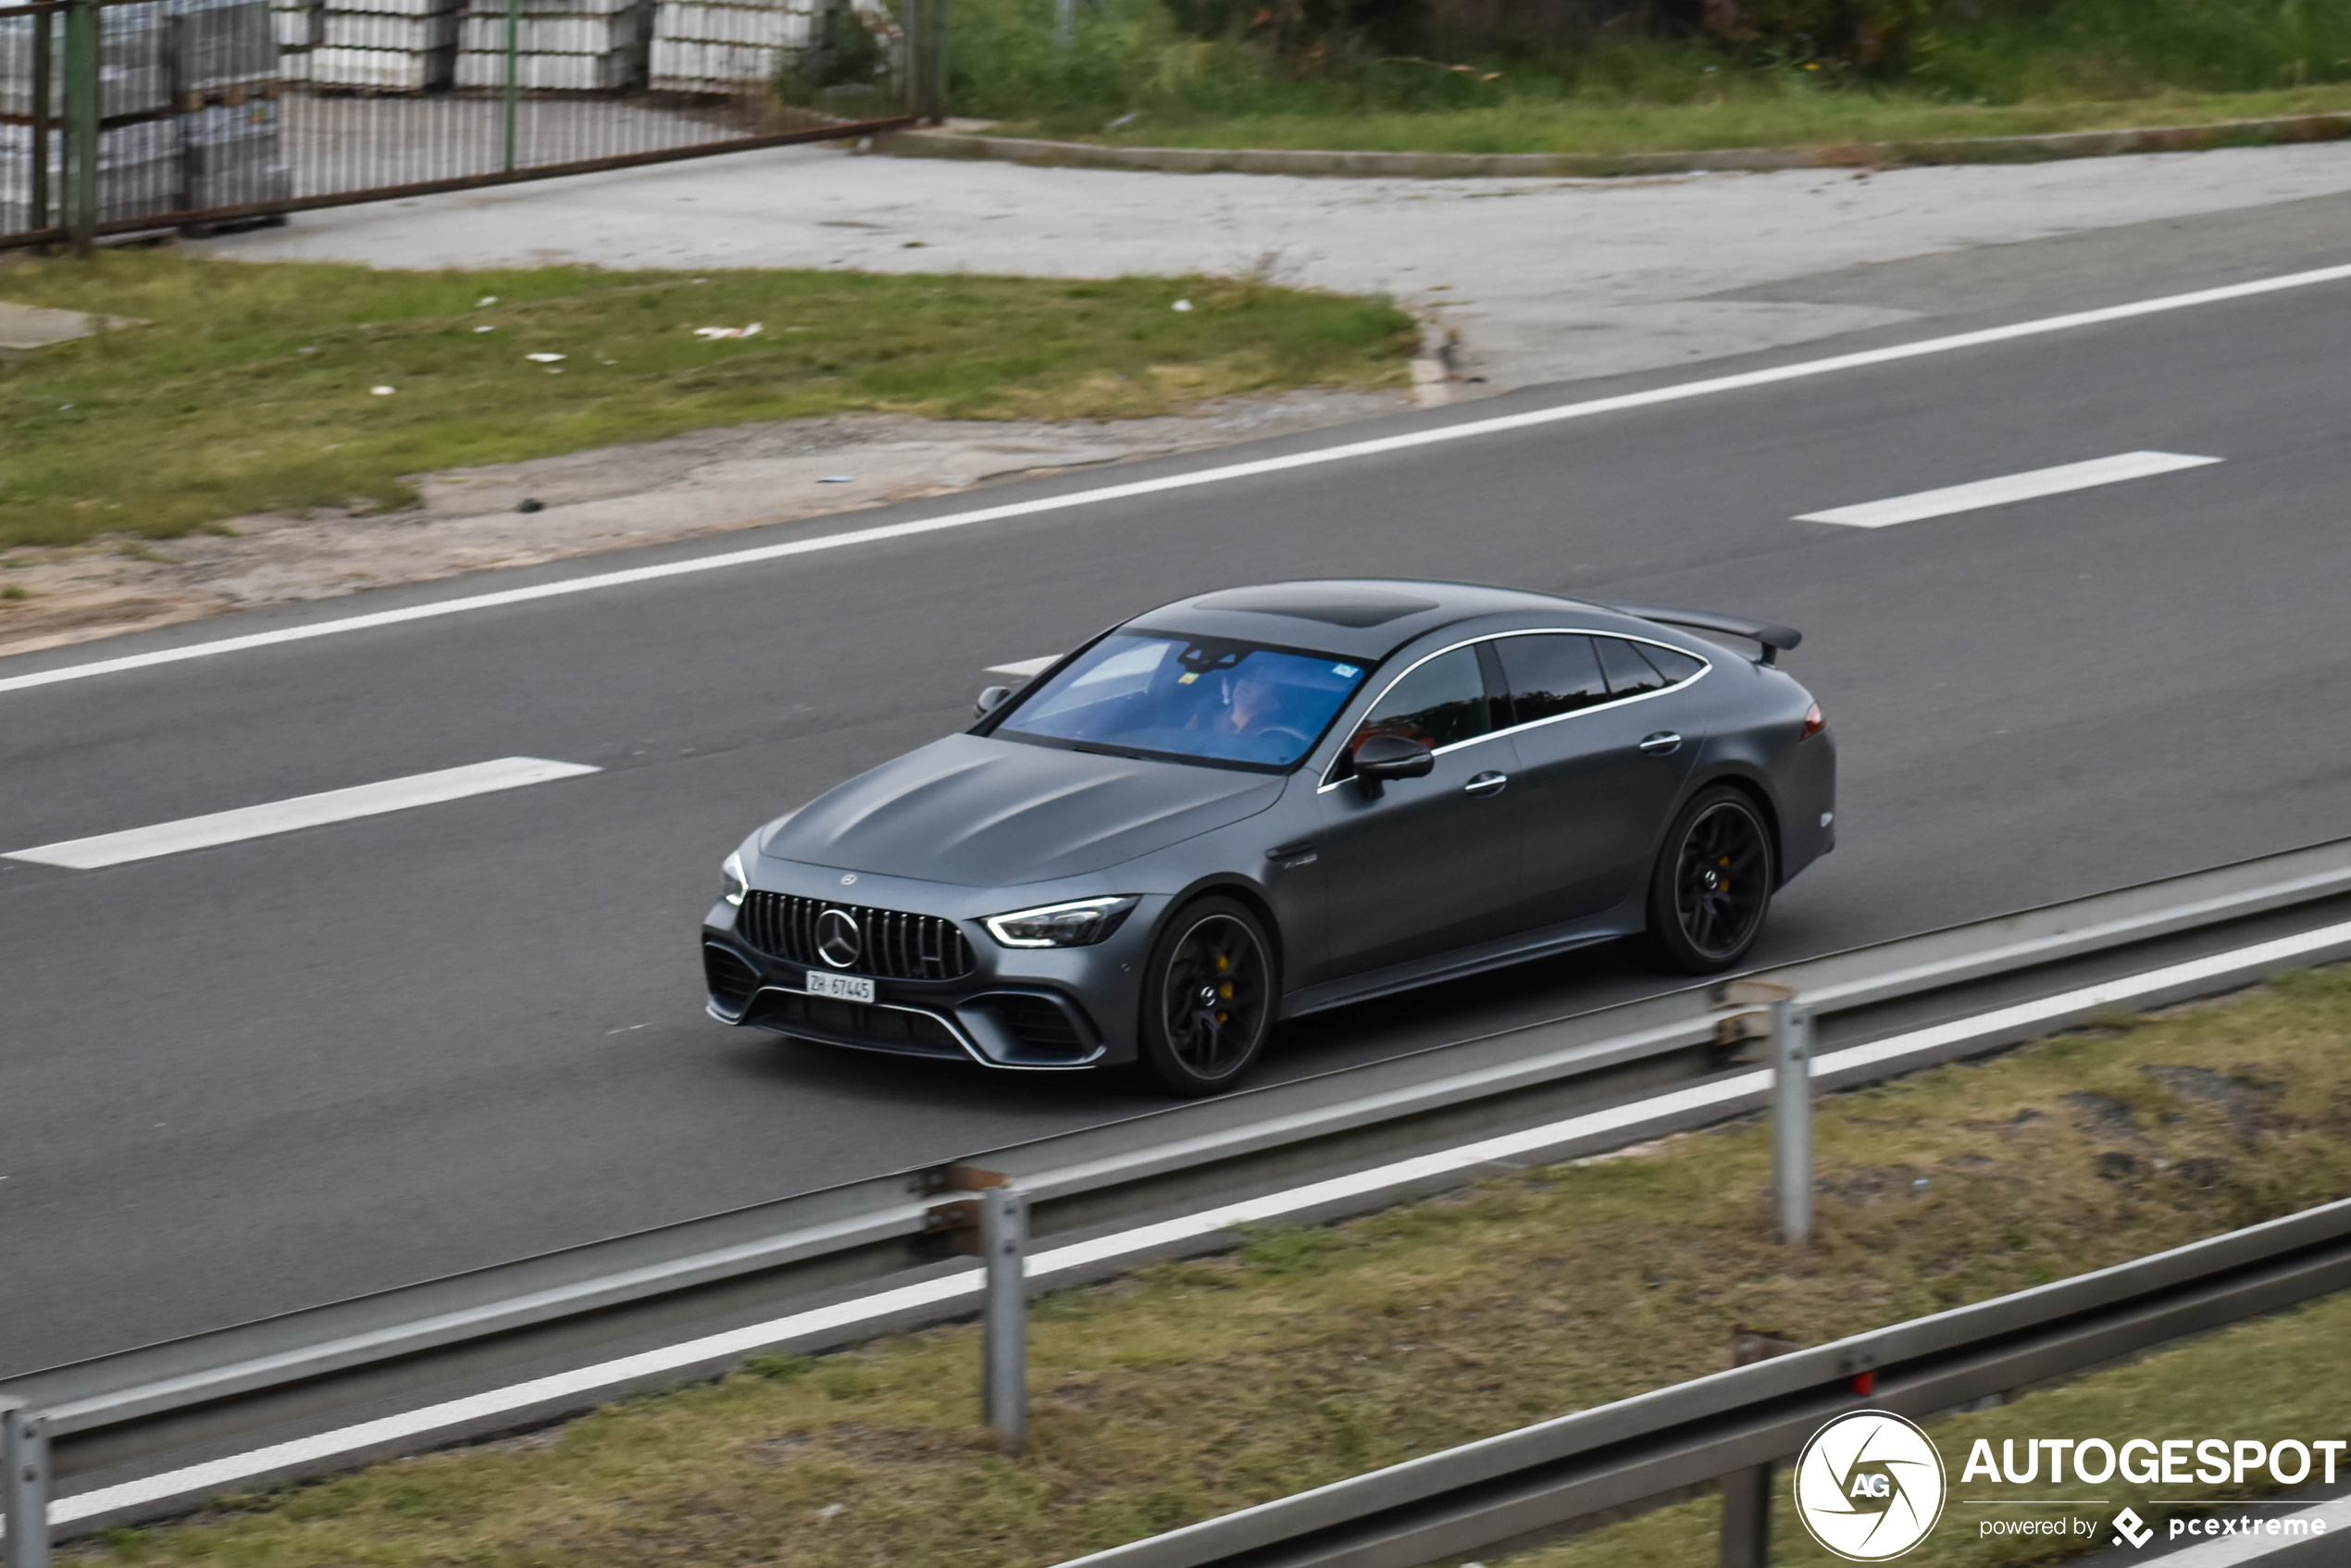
[[720, 850, 748, 908], [984, 895, 1139, 949]]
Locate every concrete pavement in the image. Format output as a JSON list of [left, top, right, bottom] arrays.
[[194, 139, 2351, 388]]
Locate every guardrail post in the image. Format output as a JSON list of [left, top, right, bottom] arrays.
[[1716, 980, 1810, 1245], [1718, 1463, 1771, 1568], [61, 0, 97, 257], [980, 1185, 1027, 1453], [1771, 996, 1813, 1246], [1718, 1326, 1797, 1566], [3, 1402, 52, 1568]]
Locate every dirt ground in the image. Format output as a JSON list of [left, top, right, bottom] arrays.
[[0, 387, 1406, 660]]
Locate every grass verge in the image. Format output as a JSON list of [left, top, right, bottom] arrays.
[[1504, 1288, 2351, 1566], [1001, 84, 2351, 155], [82, 966, 2351, 1568], [0, 254, 1415, 550]]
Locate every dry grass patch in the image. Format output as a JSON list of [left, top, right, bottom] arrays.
[[84, 966, 2351, 1568], [0, 254, 1414, 551], [1504, 1288, 2351, 1567]]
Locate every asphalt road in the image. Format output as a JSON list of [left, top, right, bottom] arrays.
[[4, 229, 2348, 1379]]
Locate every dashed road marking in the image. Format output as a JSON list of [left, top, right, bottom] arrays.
[[1796, 450, 2222, 528], [5, 757, 600, 869]]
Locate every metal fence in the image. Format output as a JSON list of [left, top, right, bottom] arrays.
[[0, 0, 920, 252]]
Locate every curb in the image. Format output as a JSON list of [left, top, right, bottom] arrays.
[[884, 109, 2351, 179]]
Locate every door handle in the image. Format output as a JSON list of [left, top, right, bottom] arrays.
[[1637, 731, 1683, 755], [1463, 771, 1510, 797]]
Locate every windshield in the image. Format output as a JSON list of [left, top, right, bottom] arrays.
[[998, 632, 1370, 769]]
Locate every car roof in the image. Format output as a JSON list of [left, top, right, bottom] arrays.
[[1126, 579, 1598, 661]]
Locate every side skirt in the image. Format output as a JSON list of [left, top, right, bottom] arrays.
[[1277, 902, 1644, 1021]]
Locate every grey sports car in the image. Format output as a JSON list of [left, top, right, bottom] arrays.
[[703, 579, 1835, 1094]]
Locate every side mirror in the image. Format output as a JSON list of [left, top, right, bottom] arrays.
[[975, 684, 1014, 718], [1352, 733, 1434, 796]]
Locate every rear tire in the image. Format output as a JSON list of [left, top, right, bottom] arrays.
[[1137, 896, 1276, 1096], [1631, 786, 1776, 975]]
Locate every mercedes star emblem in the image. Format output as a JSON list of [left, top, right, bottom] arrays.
[[816, 907, 863, 969]]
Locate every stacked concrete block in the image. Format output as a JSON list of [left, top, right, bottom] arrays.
[[269, 0, 321, 85], [0, 12, 37, 119], [100, 1, 176, 115], [649, 0, 809, 92], [312, 0, 458, 88], [1, 3, 180, 235], [6, 0, 179, 119], [453, 0, 645, 92], [182, 96, 290, 207], [0, 116, 183, 232], [168, 0, 277, 102]]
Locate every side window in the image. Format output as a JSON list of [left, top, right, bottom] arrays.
[[1595, 637, 1668, 698], [1495, 634, 1607, 725], [1339, 646, 1491, 774], [1642, 644, 1707, 685]]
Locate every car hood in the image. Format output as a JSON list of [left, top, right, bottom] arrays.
[[764, 733, 1284, 887]]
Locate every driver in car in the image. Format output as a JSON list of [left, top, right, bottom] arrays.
[[1196, 665, 1310, 758]]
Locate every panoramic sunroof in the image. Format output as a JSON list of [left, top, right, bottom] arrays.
[[1190, 586, 1440, 628]]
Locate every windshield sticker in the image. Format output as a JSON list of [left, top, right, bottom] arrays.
[[1333, 664, 1360, 678]]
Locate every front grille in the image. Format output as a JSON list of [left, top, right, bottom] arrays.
[[703, 945, 762, 1014], [738, 890, 977, 981]]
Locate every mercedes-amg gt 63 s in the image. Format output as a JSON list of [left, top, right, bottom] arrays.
[[703, 579, 1835, 1095]]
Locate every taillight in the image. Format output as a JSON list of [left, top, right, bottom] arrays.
[[1800, 703, 1825, 740]]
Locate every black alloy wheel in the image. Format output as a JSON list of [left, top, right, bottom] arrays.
[[1138, 896, 1275, 1095], [1636, 786, 1776, 974]]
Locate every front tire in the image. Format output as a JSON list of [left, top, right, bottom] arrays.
[[1634, 786, 1776, 974], [1138, 896, 1276, 1096]]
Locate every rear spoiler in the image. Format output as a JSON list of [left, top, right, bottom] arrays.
[[1611, 604, 1802, 666]]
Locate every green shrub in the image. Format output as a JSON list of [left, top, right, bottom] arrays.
[[951, 0, 2351, 128]]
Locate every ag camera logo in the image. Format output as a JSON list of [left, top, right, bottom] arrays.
[[1794, 1410, 1947, 1560]]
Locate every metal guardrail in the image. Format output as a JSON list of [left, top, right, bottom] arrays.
[[5, 836, 2351, 1557], [1050, 1196, 2351, 1568]]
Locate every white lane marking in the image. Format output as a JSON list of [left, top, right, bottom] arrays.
[[4, 262, 2348, 702], [1796, 450, 2223, 528], [986, 656, 1059, 678], [2154, 1495, 2351, 1564], [29, 915, 2351, 1531], [3, 758, 600, 869]]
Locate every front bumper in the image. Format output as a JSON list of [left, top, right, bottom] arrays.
[[700, 869, 1163, 1070]]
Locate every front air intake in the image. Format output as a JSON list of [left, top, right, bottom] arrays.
[[703, 944, 761, 1014]]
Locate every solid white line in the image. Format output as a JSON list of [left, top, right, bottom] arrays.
[[3, 758, 600, 869], [2154, 1494, 2351, 1564], [5, 262, 2349, 702], [31, 915, 2351, 1529], [986, 656, 1060, 678], [1796, 450, 2222, 528]]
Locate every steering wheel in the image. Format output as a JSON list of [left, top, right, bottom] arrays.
[[1258, 725, 1312, 751]]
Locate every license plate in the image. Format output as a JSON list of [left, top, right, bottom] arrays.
[[807, 970, 875, 1003]]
